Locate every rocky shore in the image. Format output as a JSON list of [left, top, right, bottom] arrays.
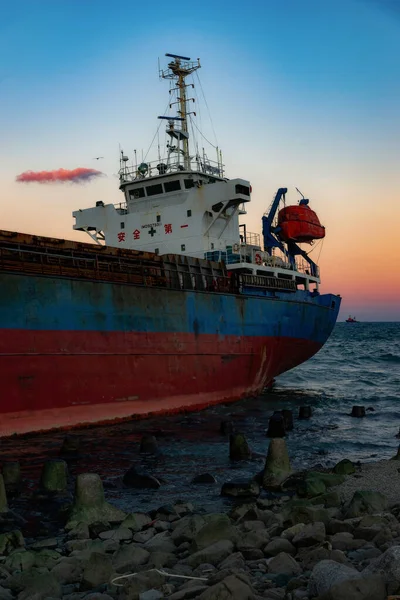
[[2, 427, 400, 600]]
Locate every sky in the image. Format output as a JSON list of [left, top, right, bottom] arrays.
[[1, 0, 399, 321]]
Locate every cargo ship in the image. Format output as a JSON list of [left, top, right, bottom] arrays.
[[0, 54, 341, 437]]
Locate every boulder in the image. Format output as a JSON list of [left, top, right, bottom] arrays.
[[191, 473, 217, 484], [346, 490, 388, 518], [118, 569, 165, 600], [0, 530, 24, 555], [187, 540, 234, 568], [290, 505, 330, 526], [123, 467, 161, 489], [229, 433, 251, 460], [112, 544, 150, 574], [121, 512, 152, 532], [144, 531, 175, 553], [0, 476, 7, 512], [220, 420, 234, 435], [221, 480, 260, 498], [81, 551, 113, 590], [306, 471, 346, 488], [67, 473, 126, 528], [2, 461, 21, 492], [236, 529, 270, 550], [5, 550, 35, 571], [197, 573, 255, 599], [17, 573, 62, 600], [262, 438, 291, 490], [40, 459, 68, 493], [292, 522, 326, 547], [297, 477, 326, 498], [219, 551, 246, 571], [333, 459, 356, 475], [50, 557, 84, 584], [363, 545, 400, 587], [267, 412, 286, 438], [281, 523, 305, 541], [351, 405, 366, 418], [299, 406, 312, 419], [267, 552, 302, 576], [171, 514, 207, 545], [140, 434, 159, 454], [264, 538, 296, 557], [99, 527, 133, 541], [60, 434, 81, 455], [309, 559, 386, 600], [190, 514, 236, 552]]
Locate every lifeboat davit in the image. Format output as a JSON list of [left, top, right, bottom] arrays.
[[277, 201, 325, 243]]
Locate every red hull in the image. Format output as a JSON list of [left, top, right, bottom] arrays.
[[0, 329, 320, 437]]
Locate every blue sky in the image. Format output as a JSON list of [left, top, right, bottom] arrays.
[[1, 0, 399, 320]]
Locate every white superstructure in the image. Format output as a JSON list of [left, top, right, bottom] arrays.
[[73, 53, 320, 292]]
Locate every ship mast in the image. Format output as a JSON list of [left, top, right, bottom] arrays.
[[160, 54, 201, 171]]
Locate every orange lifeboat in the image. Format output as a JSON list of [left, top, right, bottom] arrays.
[[277, 202, 325, 243]]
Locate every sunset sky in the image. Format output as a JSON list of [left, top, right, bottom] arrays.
[[1, 0, 399, 321]]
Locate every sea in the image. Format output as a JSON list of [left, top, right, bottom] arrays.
[[1, 322, 399, 526]]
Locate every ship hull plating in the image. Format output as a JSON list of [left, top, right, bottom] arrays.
[[0, 272, 340, 437]]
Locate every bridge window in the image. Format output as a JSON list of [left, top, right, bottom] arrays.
[[235, 184, 250, 196], [120, 222, 125, 229], [146, 184, 163, 196], [164, 180, 181, 192], [129, 187, 145, 199], [181, 244, 186, 251], [184, 179, 195, 189], [187, 209, 192, 217], [156, 215, 161, 223]]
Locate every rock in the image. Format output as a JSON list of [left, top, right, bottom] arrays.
[[363, 545, 400, 586], [146, 551, 177, 569], [60, 435, 81, 455], [118, 569, 165, 600], [171, 515, 207, 545], [290, 505, 331, 526], [292, 522, 326, 547], [306, 471, 345, 488], [262, 438, 291, 489], [122, 467, 161, 489], [168, 586, 208, 599], [282, 409, 294, 431], [34, 548, 62, 568], [0, 587, 12, 600], [219, 552, 246, 571], [191, 473, 217, 484], [51, 557, 84, 584], [5, 550, 35, 571], [221, 480, 260, 498], [121, 512, 152, 532], [197, 573, 255, 599], [297, 477, 326, 498], [18, 573, 62, 600], [187, 540, 234, 568], [351, 405, 366, 417], [2, 461, 21, 492], [330, 532, 357, 551], [190, 514, 236, 552], [98, 528, 132, 542], [139, 590, 163, 600], [81, 552, 113, 590], [268, 552, 302, 578], [267, 412, 286, 438], [298, 406, 312, 419], [309, 559, 386, 600], [140, 434, 159, 454], [40, 459, 68, 493], [281, 523, 305, 540], [242, 548, 264, 560], [67, 473, 126, 528], [333, 459, 356, 475], [311, 490, 341, 508], [264, 538, 296, 557], [0, 529, 24, 555], [220, 420, 234, 435], [346, 490, 388, 518], [229, 433, 251, 460], [236, 529, 270, 550], [133, 529, 155, 543], [113, 545, 150, 573], [67, 522, 90, 540], [30, 537, 58, 549], [144, 531, 175, 553], [0, 476, 7, 512]]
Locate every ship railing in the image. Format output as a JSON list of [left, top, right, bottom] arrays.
[[119, 155, 224, 182]]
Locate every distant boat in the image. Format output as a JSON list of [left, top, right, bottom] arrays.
[[346, 316, 358, 323]]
